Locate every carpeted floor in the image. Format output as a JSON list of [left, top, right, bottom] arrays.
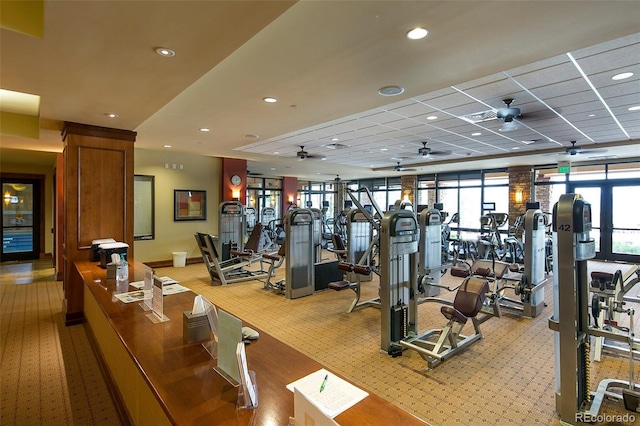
[[0, 260, 122, 426], [1, 257, 638, 425]]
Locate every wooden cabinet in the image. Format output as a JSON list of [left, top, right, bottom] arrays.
[[62, 122, 136, 325]]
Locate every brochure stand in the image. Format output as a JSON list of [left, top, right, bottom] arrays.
[[237, 370, 259, 410], [201, 297, 219, 359], [236, 341, 258, 409], [146, 275, 169, 323], [138, 265, 154, 312]]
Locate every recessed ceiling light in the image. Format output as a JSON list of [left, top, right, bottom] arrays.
[[273, 151, 280, 155], [199, 128, 210, 132], [588, 114, 596, 117], [378, 86, 404, 96], [163, 145, 171, 148], [105, 113, 118, 118], [331, 137, 339, 141], [380, 148, 388, 151], [512, 146, 520, 150], [270, 167, 276, 171], [426, 115, 438, 120], [263, 97, 277, 103], [628, 105, 640, 111], [472, 132, 481, 136], [155, 47, 175, 57], [406, 27, 428, 40], [612, 72, 633, 80], [244, 134, 259, 139]]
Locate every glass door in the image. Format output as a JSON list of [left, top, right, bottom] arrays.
[[610, 184, 640, 262], [2, 179, 40, 261], [568, 182, 640, 263]]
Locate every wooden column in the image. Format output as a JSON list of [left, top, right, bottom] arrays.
[[62, 122, 136, 325]]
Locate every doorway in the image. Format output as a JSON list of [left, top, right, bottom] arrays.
[[568, 181, 640, 263], [1, 177, 43, 261]]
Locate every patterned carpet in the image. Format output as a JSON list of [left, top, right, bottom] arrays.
[[0, 260, 122, 426], [1, 257, 638, 425]]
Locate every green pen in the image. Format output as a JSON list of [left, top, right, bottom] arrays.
[[319, 374, 328, 392]]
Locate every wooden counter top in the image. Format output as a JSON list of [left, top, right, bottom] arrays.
[[77, 260, 426, 425]]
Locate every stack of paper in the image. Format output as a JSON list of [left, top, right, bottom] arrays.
[[286, 369, 368, 419]]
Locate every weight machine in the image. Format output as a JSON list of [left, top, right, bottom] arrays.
[[548, 193, 639, 424], [589, 261, 640, 362], [379, 209, 419, 355], [284, 209, 315, 300], [328, 209, 379, 313], [416, 208, 446, 299], [497, 208, 548, 318], [219, 201, 245, 261]]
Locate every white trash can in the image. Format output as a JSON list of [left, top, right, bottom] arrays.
[[172, 252, 187, 267]]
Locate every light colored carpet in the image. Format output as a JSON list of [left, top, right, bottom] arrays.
[[158, 257, 639, 426], [1, 257, 637, 425], [0, 260, 122, 426]]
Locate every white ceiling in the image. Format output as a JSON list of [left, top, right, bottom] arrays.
[[1, 1, 639, 180]]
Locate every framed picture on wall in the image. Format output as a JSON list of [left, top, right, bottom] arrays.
[[174, 190, 207, 221]]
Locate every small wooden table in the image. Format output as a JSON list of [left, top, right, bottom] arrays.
[[77, 260, 427, 425]]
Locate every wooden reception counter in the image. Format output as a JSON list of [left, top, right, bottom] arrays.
[[77, 260, 426, 425]]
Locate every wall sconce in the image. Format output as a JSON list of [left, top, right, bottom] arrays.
[[288, 195, 294, 204], [232, 189, 240, 200], [515, 189, 523, 204], [4, 191, 12, 205]]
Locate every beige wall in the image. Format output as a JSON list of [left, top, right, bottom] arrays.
[[1, 160, 54, 258], [133, 148, 221, 263]]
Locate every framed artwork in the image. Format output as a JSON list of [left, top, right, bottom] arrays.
[[174, 190, 206, 221]]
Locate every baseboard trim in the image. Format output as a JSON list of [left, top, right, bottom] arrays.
[[143, 257, 203, 269]]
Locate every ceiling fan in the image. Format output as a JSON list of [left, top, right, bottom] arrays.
[[394, 161, 416, 172], [417, 141, 451, 158], [496, 98, 521, 131], [296, 146, 326, 161], [564, 141, 606, 156]]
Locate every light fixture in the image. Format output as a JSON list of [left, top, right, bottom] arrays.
[[612, 72, 633, 80], [406, 27, 428, 40], [163, 144, 171, 148], [499, 121, 518, 132], [273, 151, 280, 155], [288, 195, 294, 204], [472, 132, 482, 136], [426, 115, 438, 120], [244, 134, 259, 139], [512, 146, 520, 150], [628, 105, 640, 111], [232, 189, 240, 200], [331, 137, 339, 141], [155, 47, 175, 57], [263, 97, 277, 103], [199, 128, 210, 132], [515, 190, 523, 204], [3, 191, 11, 205], [378, 86, 404, 96], [105, 113, 118, 118]]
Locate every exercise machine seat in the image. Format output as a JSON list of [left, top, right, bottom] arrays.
[[441, 277, 489, 324], [262, 242, 286, 261]]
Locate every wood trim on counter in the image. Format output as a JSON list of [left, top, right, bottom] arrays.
[[77, 260, 427, 425]]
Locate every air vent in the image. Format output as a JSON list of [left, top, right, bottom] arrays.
[[459, 110, 497, 124], [325, 143, 350, 150]]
